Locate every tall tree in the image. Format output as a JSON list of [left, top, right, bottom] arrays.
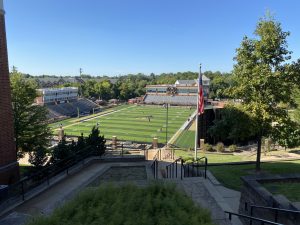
[[10, 69, 52, 158], [231, 15, 300, 171], [86, 126, 106, 156]]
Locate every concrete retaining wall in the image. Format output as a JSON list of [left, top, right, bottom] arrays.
[[239, 174, 300, 225]]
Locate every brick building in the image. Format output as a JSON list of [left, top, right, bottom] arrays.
[[0, 0, 19, 184]]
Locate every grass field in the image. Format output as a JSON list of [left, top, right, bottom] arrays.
[[173, 131, 195, 148], [262, 182, 300, 202], [53, 105, 194, 144], [26, 184, 214, 225], [209, 160, 300, 191], [175, 150, 245, 163]]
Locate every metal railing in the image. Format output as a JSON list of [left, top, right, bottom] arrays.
[[183, 157, 207, 179], [245, 202, 300, 224], [151, 159, 159, 179], [0, 147, 98, 207], [166, 158, 183, 179], [224, 211, 284, 225]]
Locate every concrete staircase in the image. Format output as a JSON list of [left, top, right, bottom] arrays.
[[149, 151, 242, 225]]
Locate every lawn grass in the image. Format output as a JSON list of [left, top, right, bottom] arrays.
[[262, 182, 300, 202], [209, 160, 300, 191], [59, 105, 194, 144], [26, 183, 214, 225], [49, 104, 131, 130], [173, 130, 195, 148], [175, 150, 245, 163]]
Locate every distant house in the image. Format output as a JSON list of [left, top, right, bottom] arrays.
[[32, 76, 118, 88], [108, 99, 119, 104], [128, 97, 144, 104]]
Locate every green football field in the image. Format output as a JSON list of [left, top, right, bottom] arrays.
[[56, 105, 195, 144]]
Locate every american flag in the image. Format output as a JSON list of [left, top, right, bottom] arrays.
[[198, 72, 204, 115]]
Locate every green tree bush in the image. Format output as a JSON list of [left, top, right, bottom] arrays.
[[10, 68, 52, 159], [203, 143, 213, 152], [228, 144, 237, 152], [86, 126, 106, 156], [28, 147, 48, 169], [215, 142, 225, 152], [229, 14, 300, 170]]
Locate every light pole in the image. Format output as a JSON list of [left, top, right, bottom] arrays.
[[164, 103, 169, 146]]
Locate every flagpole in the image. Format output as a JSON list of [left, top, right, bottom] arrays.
[[194, 64, 201, 161]]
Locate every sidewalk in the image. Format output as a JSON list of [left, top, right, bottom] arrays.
[[0, 161, 147, 225]]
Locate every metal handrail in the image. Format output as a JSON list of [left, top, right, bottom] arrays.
[[166, 158, 183, 179], [224, 211, 284, 225], [151, 159, 158, 179], [245, 202, 300, 224], [183, 156, 207, 179], [0, 146, 98, 205]]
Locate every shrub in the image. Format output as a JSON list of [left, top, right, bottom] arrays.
[[228, 144, 237, 152], [182, 156, 193, 163], [203, 143, 213, 152], [215, 142, 225, 152], [26, 184, 214, 225]]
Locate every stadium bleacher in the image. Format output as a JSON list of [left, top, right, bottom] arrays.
[[144, 94, 197, 105], [46, 98, 100, 119]]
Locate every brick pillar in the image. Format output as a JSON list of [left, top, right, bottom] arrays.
[[0, 3, 20, 184]]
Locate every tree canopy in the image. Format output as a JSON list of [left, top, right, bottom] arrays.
[[230, 14, 300, 170], [10, 69, 52, 159]]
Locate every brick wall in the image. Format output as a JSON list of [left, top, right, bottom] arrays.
[[0, 12, 19, 184]]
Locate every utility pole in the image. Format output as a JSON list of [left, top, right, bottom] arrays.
[[79, 68, 83, 77]]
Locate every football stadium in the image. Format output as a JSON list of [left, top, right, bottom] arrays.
[[48, 78, 210, 144], [52, 105, 195, 144]]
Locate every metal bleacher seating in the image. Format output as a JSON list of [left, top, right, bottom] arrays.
[[46, 98, 99, 119], [144, 94, 197, 106]]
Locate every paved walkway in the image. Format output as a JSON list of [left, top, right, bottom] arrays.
[[0, 161, 149, 225], [1, 157, 243, 225], [167, 177, 242, 225]]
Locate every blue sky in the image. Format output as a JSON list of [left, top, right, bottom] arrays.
[[4, 0, 300, 76]]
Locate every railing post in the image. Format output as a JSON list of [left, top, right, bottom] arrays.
[[166, 166, 168, 178], [156, 160, 158, 178], [181, 159, 183, 180], [21, 181, 25, 201], [172, 163, 174, 178], [250, 206, 254, 225], [175, 160, 178, 178], [274, 210, 278, 223], [204, 158, 207, 179]]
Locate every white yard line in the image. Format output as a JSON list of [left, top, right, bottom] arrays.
[[82, 105, 136, 122], [61, 105, 136, 130]]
